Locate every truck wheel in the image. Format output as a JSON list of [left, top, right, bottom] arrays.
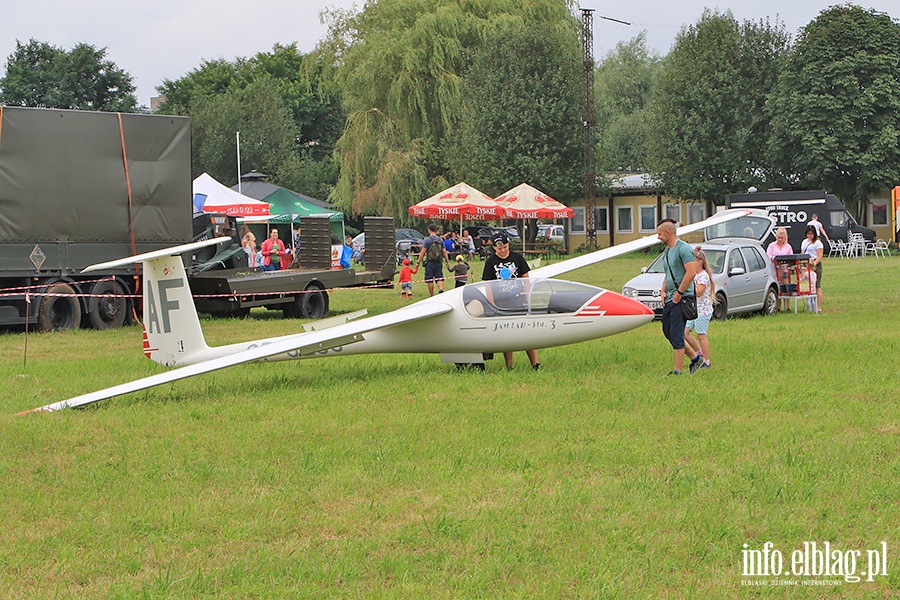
[[38, 283, 81, 331], [88, 280, 127, 329], [301, 285, 329, 319]]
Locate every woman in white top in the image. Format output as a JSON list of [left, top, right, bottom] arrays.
[[801, 225, 824, 311], [240, 224, 257, 267]]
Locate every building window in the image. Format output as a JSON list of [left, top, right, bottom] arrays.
[[664, 204, 682, 224], [688, 203, 706, 224], [594, 207, 609, 233], [638, 205, 657, 232], [616, 206, 633, 233], [870, 201, 888, 226], [570, 207, 585, 234]]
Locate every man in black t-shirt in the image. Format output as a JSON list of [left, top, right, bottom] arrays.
[[481, 232, 540, 371]]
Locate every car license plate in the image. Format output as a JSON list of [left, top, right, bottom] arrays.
[[643, 301, 663, 310]]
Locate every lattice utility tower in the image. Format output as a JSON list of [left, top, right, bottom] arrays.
[[581, 8, 597, 249]]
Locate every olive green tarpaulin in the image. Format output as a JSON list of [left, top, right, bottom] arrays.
[[0, 106, 192, 243]]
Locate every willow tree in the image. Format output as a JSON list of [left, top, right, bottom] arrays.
[[323, 0, 578, 220]]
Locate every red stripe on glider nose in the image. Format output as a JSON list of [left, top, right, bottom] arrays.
[[578, 291, 654, 317]]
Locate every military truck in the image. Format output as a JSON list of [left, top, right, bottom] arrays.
[[0, 106, 192, 331]]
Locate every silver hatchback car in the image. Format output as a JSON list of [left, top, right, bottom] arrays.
[[622, 214, 779, 320]]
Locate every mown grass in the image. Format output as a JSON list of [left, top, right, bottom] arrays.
[[1, 254, 898, 598]]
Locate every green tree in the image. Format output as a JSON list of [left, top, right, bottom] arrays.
[[323, 0, 578, 219], [768, 5, 900, 222], [448, 21, 582, 200], [648, 11, 788, 203], [190, 78, 297, 185], [595, 33, 661, 173], [0, 39, 137, 111], [158, 44, 343, 192]]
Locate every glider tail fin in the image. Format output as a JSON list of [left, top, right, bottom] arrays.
[[83, 238, 229, 367], [139, 254, 210, 366]]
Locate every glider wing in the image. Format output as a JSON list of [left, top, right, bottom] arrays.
[[529, 209, 758, 279], [20, 301, 453, 414]]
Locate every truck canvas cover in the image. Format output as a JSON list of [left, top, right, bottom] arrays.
[[0, 106, 191, 243]]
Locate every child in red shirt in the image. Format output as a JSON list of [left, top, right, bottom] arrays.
[[398, 259, 419, 299]]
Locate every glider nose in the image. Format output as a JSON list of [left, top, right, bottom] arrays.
[[586, 290, 654, 316]]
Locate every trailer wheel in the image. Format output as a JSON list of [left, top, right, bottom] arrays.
[[88, 280, 127, 329], [38, 283, 82, 331], [300, 285, 329, 319]]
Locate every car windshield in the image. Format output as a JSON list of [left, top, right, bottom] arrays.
[[646, 248, 726, 275], [395, 229, 424, 241], [704, 215, 774, 242]]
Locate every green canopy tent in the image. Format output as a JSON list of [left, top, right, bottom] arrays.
[[262, 187, 343, 224], [233, 178, 344, 248]]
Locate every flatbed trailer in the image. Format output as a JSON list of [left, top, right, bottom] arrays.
[[188, 216, 396, 319]]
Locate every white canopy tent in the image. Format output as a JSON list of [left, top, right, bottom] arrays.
[[192, 173, 271, 217]]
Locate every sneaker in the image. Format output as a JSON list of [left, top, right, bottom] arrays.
[[698, 362, 710, 370], [532, 363, 541, 371], [689, 357, 703, 374], [666, 370, 681, 376]]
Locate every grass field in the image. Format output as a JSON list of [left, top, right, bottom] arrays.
[[1, 253, 898, 598]]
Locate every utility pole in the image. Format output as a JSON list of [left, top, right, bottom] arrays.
[[581, 8, 597, 249], [236, 131, 242, 193], [580, 9, 631, 249]]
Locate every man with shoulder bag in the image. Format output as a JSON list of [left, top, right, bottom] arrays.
[[656, 219, 702, 375], [417, 223, 450, 296]]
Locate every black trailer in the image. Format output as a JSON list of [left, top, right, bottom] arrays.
[[188, 216, 396, 319], [0, 106, 192, 331]]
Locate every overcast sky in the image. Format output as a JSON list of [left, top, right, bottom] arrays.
[[1, 1, 896, 106]]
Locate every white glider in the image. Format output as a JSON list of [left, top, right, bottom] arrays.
[[21, 209, 758, 413]]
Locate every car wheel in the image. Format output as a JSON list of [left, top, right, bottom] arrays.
[[713, 292, 727, 321], [762, 286, 779, 316]]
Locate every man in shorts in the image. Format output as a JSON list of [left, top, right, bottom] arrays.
[[657, 219, 699, 375], [417, 223, 450, 296]]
